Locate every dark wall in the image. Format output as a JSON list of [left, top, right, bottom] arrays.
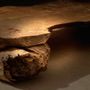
[[0, 0, 90, 6], [0, 0, 55, 6]]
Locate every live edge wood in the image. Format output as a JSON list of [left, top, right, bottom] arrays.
[[0, 44, 50, 82]]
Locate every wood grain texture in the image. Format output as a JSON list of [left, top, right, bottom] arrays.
[[0, 44, 50, 82]]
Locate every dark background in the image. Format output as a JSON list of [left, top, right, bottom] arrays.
[[0, 0, 90, 6], [0, 0, 54, 6]]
